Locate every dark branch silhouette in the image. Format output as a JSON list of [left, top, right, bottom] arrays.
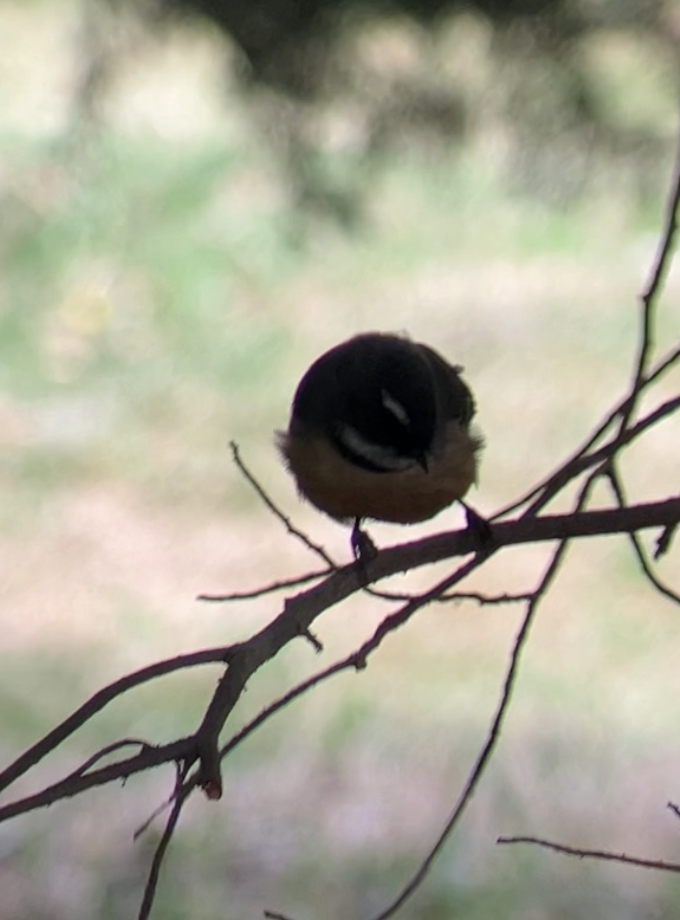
[[1, 497, 679, 822], [496, 836, 680, 875], [2, 110, 680, 920]]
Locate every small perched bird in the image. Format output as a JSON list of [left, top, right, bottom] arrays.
[[278, 332, 483, 559]]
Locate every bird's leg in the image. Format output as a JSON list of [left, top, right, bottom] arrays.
[[351, 517, 378, 564], [460, 501, 493, 547]]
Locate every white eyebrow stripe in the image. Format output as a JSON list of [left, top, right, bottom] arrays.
[[381, 389, 411, 428], [337, 424, 416, 471]]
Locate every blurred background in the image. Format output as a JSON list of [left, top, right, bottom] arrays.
[[1, 0, 680, 917]]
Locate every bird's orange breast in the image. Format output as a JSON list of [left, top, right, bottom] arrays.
[[278, 423, 479, 525]]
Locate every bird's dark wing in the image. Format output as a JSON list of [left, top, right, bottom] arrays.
[[416, 342, 476, 426]]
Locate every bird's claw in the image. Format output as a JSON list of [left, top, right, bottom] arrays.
[[351, 519, 378, 565], [462, 502, 493, 548]]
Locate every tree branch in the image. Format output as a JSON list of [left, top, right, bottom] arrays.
[[1, 496, 679, 822], [138, 762, 192, 920], [497, 835, 680, 874], [0, 648, 234, 796]]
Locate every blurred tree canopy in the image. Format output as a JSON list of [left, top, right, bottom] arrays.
[[161, 0, 671, 97], [78, 0, 678, 218]]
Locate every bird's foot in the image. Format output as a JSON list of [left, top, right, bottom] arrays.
[[461, 502, 493, 549], [351, 518, 378, 566]]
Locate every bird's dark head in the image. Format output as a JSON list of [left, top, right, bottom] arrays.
[[290, 333, 437, 472]]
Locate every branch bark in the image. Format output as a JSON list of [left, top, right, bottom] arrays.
[[0, 495, 678, 821]]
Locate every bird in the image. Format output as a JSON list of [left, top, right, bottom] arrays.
[[277, 332, 484, 560]]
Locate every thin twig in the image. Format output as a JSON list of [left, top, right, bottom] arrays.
[[134, 787, 180, 842], [641, 137, 680, 305], [198, 568, 332, 602], [138, 763, 191, 920], [667, 800, 680, 821], [444, 590, 534, 605], [612, 150, 680, 443], [606, 464, 680, 606], [65, 738, 152, 781], [230, 441, 336, 566], [366, 587, 533, 605], [497, 835, 680, 874]]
